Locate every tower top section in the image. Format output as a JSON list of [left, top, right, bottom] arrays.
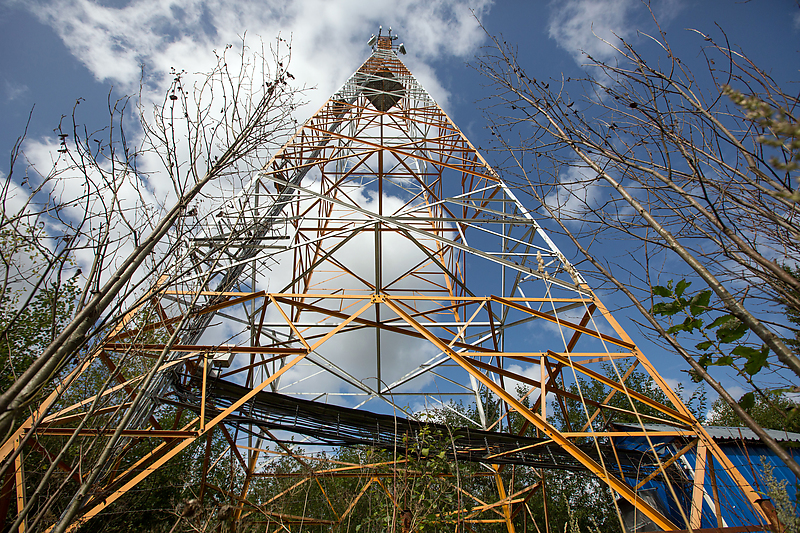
[[367, 26, 406, 55]]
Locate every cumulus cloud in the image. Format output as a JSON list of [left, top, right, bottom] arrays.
[[17, 0, 496, 276], [26, 0, 493, 113], [187, 182, 458, 405], [12, 0, 501, 409], [547, 0, 681, 65], [18, 0, 496, 223], [548, 0, 637, 64]]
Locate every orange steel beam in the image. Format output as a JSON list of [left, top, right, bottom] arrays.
[[466, 356, 688, 427], [107, 291, 266, 343], [492, 465, 516, 533], [40, 354, 195, 424], [269, 295, 492, 353], [269, 178, 568, 289], [690, 442, 709, 530], [593, 294, 768, 523], [335, 477, 375, 525], [511, 480, 544, 520], [544, 350, 692, 424], [492, 296, 634, 350], [445, 481, 508, 519], [0, 275, 170, 468], [56, 299, 375, 532], [253, 471, 497, 479], [43, 403, 134, 426], [13, 440, 25, 533], [635, 439, 699, 490], [102, 343, 305, 355], [383, 297, 679, 531]]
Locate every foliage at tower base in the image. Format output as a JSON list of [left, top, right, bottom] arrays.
[[4, 431, 620, 533], [475, 8, 800, 475]]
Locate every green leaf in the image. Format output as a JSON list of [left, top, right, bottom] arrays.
[[651, 285, 671, 298], [731, 345, 758, 358], [786, 406, 800, 425], [654, 301, 683, 316], [685, 317, 704, 332], [710, 355, 733, 366], [707, 314, 737, 329], [695, 340, 714, 351], [667, 323, 685, 335], [716, 319, 747, 343], [421, 447, 430, 457], [706, 315, 734, 329], [675, 279, 691, 297], [734, 345, 770, 375], [739, 392, 755, 410], [689, 290, 711, 316]]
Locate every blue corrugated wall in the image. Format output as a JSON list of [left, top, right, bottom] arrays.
[[615, 434, 798, 529]]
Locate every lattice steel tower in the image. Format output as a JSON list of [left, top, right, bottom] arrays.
[[1, 30, 774, 533]]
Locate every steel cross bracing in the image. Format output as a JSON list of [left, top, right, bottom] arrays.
[[0, 35, 776, 533]]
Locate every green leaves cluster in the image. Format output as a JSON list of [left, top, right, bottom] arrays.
[[651, 279, 770, 377], [652, 279, 709, 320], [0, 275, 80, 393], [723, 85, 800, 176], [759, 459, 800, 533], [707, 390, 800, 433]]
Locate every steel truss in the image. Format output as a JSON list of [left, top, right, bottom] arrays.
[[0, 34, 776, 533]]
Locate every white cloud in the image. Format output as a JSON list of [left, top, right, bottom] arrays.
[[27, 0, 493, 114], [13, 0, 498, 409], [19, 133, 163, 281], [548, 0, 637, 64], [504, 363, 541, 398], [544, 163, 602, 222], [725, 384, 746, 402], [184, 183, 456, 404], [547, 0, 682, 65], [3, 80, 28, 102], [662, 376, 682, 394], [17, 0, 496, 281]]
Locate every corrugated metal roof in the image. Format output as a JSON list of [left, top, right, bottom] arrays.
[[703, 425, 800, 443], [613, 423, 800, 443]]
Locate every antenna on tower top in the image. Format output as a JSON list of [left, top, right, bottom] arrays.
[[370, 26, 401, 52]]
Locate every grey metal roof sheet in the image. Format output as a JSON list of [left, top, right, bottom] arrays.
[[703, 425, 800, 443], [613, 423, 800, 443]]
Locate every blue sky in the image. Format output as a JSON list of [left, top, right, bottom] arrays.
[[0, 0, 798, 412]]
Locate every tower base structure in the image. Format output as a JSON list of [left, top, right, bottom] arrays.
[[0, 31, 775, 533]]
